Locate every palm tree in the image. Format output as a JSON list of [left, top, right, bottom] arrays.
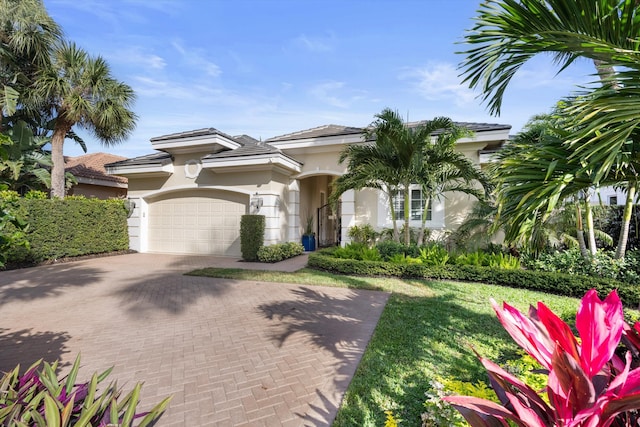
[[35, 42, 137, 198], [414, 126, 491, 245], [0, 0, 61, 118], [492, 116, 596, 254], [461, 0, 640, 258], [332, 108, 487, 245], [460, 0, 640, 117]]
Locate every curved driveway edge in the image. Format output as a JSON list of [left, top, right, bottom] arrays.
[[0, 253, 389, 426]]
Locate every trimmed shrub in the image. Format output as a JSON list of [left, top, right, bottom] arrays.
[[0, 190, 28, 267], [7, 197, 129, 265], [307, 249, 640, 307], [257, 241, 304, 263], [240, 214, 265, 261]]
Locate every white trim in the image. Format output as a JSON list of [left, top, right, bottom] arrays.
[[151, 133, 240, 154], [295, 169, 343, 179], [184, 159, 202, 179], [202, 153, 302, 174], [139, 184, 272, 200], [457, 129, 510, 144], [106, 162, 173, 177], [269, 133, 364, 150]]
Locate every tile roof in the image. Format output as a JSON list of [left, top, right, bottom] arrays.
[[65, 153, 128, 184], [266, 124, 364, 142], [266, 122, 511, 142], [409, 121, 512, 133], [105, 152, 172, 168], [114, 120, 511, 169], [150, 127, 237, 142], [202, 137, 302, 165]]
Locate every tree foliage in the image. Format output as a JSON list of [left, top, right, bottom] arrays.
[[332, 108, 489, 245]]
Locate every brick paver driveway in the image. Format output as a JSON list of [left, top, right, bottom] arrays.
[[0, 253, 389, 426]]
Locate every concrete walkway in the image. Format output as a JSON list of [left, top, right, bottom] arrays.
[[0, 253, 389, 426]]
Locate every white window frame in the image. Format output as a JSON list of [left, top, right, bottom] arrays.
[[377, 186, 445, 229]]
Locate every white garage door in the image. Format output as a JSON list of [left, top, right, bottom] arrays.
[[147, 190, 247, 256]]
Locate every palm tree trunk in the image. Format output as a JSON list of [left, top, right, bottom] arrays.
[[575, 201, 589, 258], [50, 123, 70, 198], [403, 185, 411, 245], [386, 186, 400, 242], [417, 196, 432, 246], [583, 192, 597, 255], [615, 184, 636, 259]]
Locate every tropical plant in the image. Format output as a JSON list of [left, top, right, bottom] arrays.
[[35, 42, 136, 198], [347, 224, 378, 247], [418, 244, 450, 266], [303, 212, 315, 236], [460, 0, 640, 260], [444, 289, 640, 426], [415, 125, 492, 245], [0, 0, 61, 120], [332, 109, 471, 245], [0, 354, 171, 426]]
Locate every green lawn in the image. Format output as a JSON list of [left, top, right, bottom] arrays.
[[188, 267, 585, 426]]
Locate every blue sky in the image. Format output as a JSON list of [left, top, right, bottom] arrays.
[[44, 0, 597, 159]]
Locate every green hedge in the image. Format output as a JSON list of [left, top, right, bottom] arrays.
[[240, 214, 265, 261], [308, 248, 640, 307], [8, 198, 129, 264], [257, 242, 304, 263]]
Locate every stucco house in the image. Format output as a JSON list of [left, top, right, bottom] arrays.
[[106, 121, 511, 256]]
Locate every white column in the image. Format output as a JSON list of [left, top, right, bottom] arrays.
[[259, 193, 281, 246], [341, 189, 355, 246], [288, 179, 300, 242]]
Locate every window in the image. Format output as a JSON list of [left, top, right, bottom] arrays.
[[609, 196, 618, 205], [392, 188, 432, 221]]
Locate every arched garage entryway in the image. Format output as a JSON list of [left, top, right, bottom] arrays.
[[146, 189, 248, 256]]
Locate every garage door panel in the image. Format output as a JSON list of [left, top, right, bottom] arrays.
[[147, 191, 247, 256]]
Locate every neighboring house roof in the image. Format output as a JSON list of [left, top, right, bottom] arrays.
[[65, 152, 128, 186]]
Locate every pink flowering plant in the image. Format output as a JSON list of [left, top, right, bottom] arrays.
[[444, 289, 640, 426]]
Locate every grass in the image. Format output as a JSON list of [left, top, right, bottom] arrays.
[[187, 267, 590, 426]]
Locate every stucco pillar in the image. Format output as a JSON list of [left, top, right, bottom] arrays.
[[258, 193, 281, 246], [340, 189, 355, 246], [136, 197, 148, 252], [288, 179, 300, 242]]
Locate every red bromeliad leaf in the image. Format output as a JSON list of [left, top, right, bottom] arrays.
[[548, 346, 595, 421], [622, 322, 640, 358], [576, 290, 624, 378], [443, 395, 526, 427], [536, 302, 580, 363], [491, 299, 555, 370], [505, 394, 549, 427], [480, 357, 554, 424]]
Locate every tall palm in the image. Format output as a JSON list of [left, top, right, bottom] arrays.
[[0, 0, 61, 117], [461, 0, 640, 189], [35, 42, 136, 198], [415, 127, 492, 245], [492, 116, 596, 254], [332, 108, 473, 245]]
